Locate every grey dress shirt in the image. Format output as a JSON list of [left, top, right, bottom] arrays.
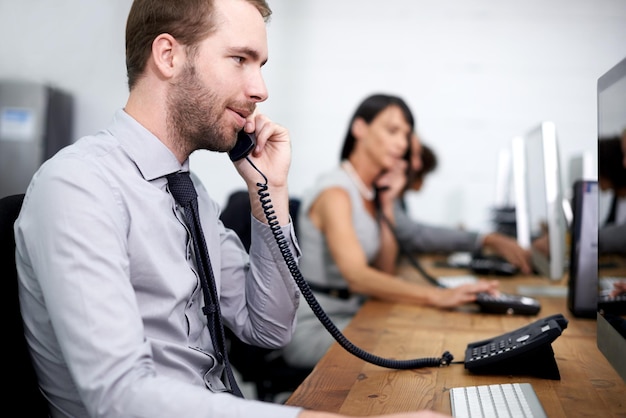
[[15, 109, 303, 418]]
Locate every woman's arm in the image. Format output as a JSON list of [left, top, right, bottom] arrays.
[[309, 188, 498, 307]]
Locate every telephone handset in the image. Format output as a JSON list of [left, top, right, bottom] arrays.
[[229, 130, 256, 162], [464, 313, 568, 379]]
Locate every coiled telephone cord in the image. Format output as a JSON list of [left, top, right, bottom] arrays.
[[245, 157, 453, 370]]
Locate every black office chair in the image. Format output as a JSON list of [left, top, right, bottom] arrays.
[[220, 190, 302, 252], [220, 190, 311, 402], [1, 193, 50, 416]]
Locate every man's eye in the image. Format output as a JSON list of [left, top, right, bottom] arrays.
[[233, 56, 244, 64]]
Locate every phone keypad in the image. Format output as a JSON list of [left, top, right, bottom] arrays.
[[469, 337, 518, 362]]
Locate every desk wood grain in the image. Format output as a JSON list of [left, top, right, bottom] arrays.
[[285, 257, 626, 416]]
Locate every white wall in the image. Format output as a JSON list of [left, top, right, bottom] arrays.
[[2, 0, 625, 231]]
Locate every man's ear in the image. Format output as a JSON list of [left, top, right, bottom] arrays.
[[152, 33, 181, 78]]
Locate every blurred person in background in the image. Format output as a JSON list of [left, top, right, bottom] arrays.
[[394, 132, 532, 274], [282, 94, 498, 369]]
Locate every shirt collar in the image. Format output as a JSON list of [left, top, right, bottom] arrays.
[[107, 109, 189, 181]]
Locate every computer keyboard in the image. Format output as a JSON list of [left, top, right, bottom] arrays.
[[449, 382, 547, 418], [470, 255, 519, 276], [437, 275, 478, 288], [444, 252, 519, 276]]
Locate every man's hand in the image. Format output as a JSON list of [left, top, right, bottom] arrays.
[[233, 112, 292, 226], [234, 112, 291, 190]]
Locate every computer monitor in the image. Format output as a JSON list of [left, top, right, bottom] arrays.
[[597, 55, 626, 383], [566, 151, 595, 200], [567, 180, 599, 319], [494, 147, 514, 208], [512, 121, 568, 281], [490, 147, 517, 237]]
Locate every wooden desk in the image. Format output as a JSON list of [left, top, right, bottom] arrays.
[[285, 256, 626, 416]]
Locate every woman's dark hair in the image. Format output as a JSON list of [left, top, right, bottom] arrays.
[[404, 142, 437, 193], [339, 93, 415, 165], [125, 0, 272, 90], [417, 143, 438, 179], [598, 136, 626, 189]]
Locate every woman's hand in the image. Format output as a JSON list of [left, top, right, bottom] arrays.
[[611, 280, 626, 297], [429, 279, 499, 308], [375, 159, 408, 210], [483, 233, 533, 275]]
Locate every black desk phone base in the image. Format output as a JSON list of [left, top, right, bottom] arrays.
[[475, 292, 541, 316], [444, 252, 519, 276], [464, 313, 568, 380]]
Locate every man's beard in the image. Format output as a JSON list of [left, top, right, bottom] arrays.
[[166, 63, 235, 155]]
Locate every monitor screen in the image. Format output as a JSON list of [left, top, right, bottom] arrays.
[[597, 55, 626, 384], [512, 121, 568, 280]]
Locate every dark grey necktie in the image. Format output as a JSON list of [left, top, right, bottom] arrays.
[[167, 172, 243, 398]]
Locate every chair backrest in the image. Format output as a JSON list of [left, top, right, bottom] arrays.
[[221, 190, 301, 252], [221, 191, 253, 251], [1, 193, 50, 416]]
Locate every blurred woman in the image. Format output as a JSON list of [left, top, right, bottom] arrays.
[[282, 94, 498, 369]]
